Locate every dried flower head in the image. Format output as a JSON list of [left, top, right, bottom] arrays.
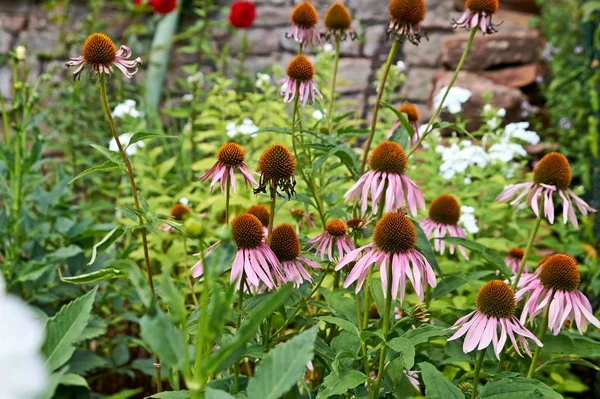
[[387, 0, 427, 44], [255, 144, 296, 198], [323, 2, 357, 41], [287, 1, 321, 47], [454, 0, 499, 34]]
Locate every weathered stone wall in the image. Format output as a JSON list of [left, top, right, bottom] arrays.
[[0, 0, 543, 122]]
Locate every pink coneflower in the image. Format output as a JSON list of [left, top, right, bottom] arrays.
[[496, 152, 596, 228], [517, 254, 600, 335], [199, 142, 257, 194], [286, 1, 321, 47], [160, 203, 192, 233], [307, 220, 355, 262], [387, 0, 426, 44], [453, 0, 499, 34], [66, 33, 142, 79], [336, 212, 437, 302], [344, 141, 425, 216], [387, 102, 421, 146], [290, 208, 315, 229], [246, 204, 270, 237], [280, 55, 322, 106], [270, 224, 321, 287], [448, 280, 542, 358], [191, 241, 220, 279], [505, 248, 525, 274], [419, 194, 468, 259]]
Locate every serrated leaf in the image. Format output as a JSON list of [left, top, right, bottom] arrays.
[[441, 237, 511, 277], [42, 287, 98, 372], [59, 373, 90, 389], [59, 268, 127, 284], [479, 377, 562, 399], [247, 326, 318, 399], [318, 316, 360, 337], [70, 161, 122, 184], [387, 337, 415, 369], [88, 225, 125, 265], [419, 361, 463, 399], [140, 301, 187, 371], [316, 369, 368, 399], [413, 220, 442, 277], [127, 131, 177, 148]]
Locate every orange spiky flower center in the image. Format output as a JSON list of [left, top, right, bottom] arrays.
[[326, 220, 348, 237], [369, 141, 408, 175], [291, 1, 319, 28], [247, 205, 270, 228], [217, 142, 245, 167], [388, 0, 427, 26], [286, 55, 315, 82], [476, 280, 516, 318], [258, 144, 296, 182], [533, 152, 572, 190], [373, 212, 416, 254], [539, 254, 581, 292], [508, 248, 524, 259], [82, 33, 117, 66], [170, 204, 191, 221], [398, 102, 420, 123], [324, 2, 352, 30], [466, 0, 499, 15], [231, 214, 264, 249], [270, 224, 301, 261], [428, 195, 461, 225]]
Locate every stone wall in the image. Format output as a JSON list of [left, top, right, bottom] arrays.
[[0, 0, 544, 123]]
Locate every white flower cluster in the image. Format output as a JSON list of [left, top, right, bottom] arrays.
[[459, 205, 479, 234], [109, 133, 145, 156], [312, 110, 325, 121], [255, 73, 272, 90], [187, 71, 204, 85], [433, 87, 472, 114], [112, 99, 141, 119], [483, 104, 506, 130], [226, 118, 259, 138]]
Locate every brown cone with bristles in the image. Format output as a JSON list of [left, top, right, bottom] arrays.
[[324, 2, 352, 30], [258, 144, 296, 183], [533, 152, 572, 190], [247, 205, 270, 228], [326, 220, 348, 237], [291, 1, 319, 28], [231, 214, 265, 249], [476, 280, 516, 319], [369, 141, 408, 175], [428, 194, 461, 225], [466, 0, 499, 15], [286, 55, 315, 82], [539, 254, 581, 292], [270, 224, 301, 261], [170, 204, 191, 221], [218, 142, 245, 167], [398, 102, 420, 123], [388, 0, 426, 26], [373, 212, 416, 254], [82, 33, 117, 66], [508, 248, 524, 259]]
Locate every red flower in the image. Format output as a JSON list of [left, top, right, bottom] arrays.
[[229, 1, 256, 29], [153, 0, 177, 14]]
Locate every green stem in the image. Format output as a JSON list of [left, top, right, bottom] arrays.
[[359, 39, 400, 175], [527, 306, 549, 378], [99, 76, 161, 392], [233, 272, 246, 394], [193, 246, 210, 397], [326, 35, 341, 131], [512, 217, 542, 290], [362, 269, 373, 330], [225, 178, 231, 225], [471, 350, 486, 399], [266, 185, 276, 246], [183, 236, 199, 306], [408, 28, 478, 158], [370, 259, 393, 399]]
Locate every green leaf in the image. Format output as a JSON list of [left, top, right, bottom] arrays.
[[441, 237, 511, 277], [160, 267, 187, 324], [402, 324, 450, 346], [90, 143, 125, 164], [536, 356, 600, 372], [67, 349, 108, 375], [70, 160, 122, 184], [127, 131, 177, 148], [140, 301, 187, 371], [205, 387, 235, 399], [110, 259, 153, 308], [542, 333, 600, 358], [59, 373, 90, 389], [145, 392, 190, 399], [419, 361, 463, 399], [479, 377, 562, 399], [432, 270, 495, 299], [104, 389, 143, 399], [254, 126, 292, 135], [59, 268, 127, 284], [316, 369, 368, 399], [387, 337, 416, 369], [88, 225, 125, 265], [413, 220, 442, 277], [318, 316, 360, 337], [47, 245, 83, 260], [42, 287, 98, 372], [247, 326, 318, 399]]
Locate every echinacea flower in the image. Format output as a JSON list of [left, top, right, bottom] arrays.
[[387, 0, 427, 44], [280, 55, 322, 106], [505, 248, 524, 274], [290, 208, 316, 229], [419, 194, 469, 259], [345, 215, 374, 234], [270, 224, 322, 287], [387, 102, 421, 145], [517, 254, 600, 335], [323, 2, 357, 41], [229, 0, 256, 29], [448, 280, 542, 358], [200, 142, 258, 194], [287, 1, 321, 47], [247, 204, 270, 236], [344, 141, 425, 216], [191, 241, 220, 279], [254, 144, 296, 198], [336, 212, 437, 302], [496, 152, 596, 228], [66, 33, 142, 79], [454, 0, 499, 34], [161, 203, 192, 232], [307, 219, 356, 262]]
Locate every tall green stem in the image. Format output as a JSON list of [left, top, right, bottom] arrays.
[[183, 236, 198, 306], [225, 178, 231, 225], [471, 350, 486, 399], [99, 76, 161, 392], [326, 35, 341, 131], [266, 186, 277, 246], [512, 217, 542, 290], [359, 39, 400, 175], [527, 306, 549, 378], [370, 259, 393, 399], [233, 272, 246, 394], [408, 28, 478, 158]]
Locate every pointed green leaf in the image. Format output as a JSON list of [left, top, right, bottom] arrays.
[[59, 373, 90, 389], [140, 301, 187, 371], [127, 131, 177, 148], [479, 377, 562, 399], [441, 237, 511, 277], [88, 225, 125, 265], [419, 361, 463, 399], [59, 268, 127, 284], [316, 368, 368, 399], [70, 161, 122, 184]]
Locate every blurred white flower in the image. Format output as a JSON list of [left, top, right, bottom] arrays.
[[488, 141, 527, 163], [182, 94, 193, 102], [463, 176, 472, 185], [312, 110, 325, 121], [503, 122, 539, 144], [323, 43, 334, 52], [396, 60, 406, 72], [108, 133, 145, 156], [14, 45, 27, 60], [112, 99, 140, 119], [433, 87, 471, 114], [226, 119, 259, 138], [255, 73, 272, 90], [179, 197, 190, 206], [187, 71, 204, 85], [459, 206, 479, 234], [437, 140, 489, 179], [0, 275, 48, 399]]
